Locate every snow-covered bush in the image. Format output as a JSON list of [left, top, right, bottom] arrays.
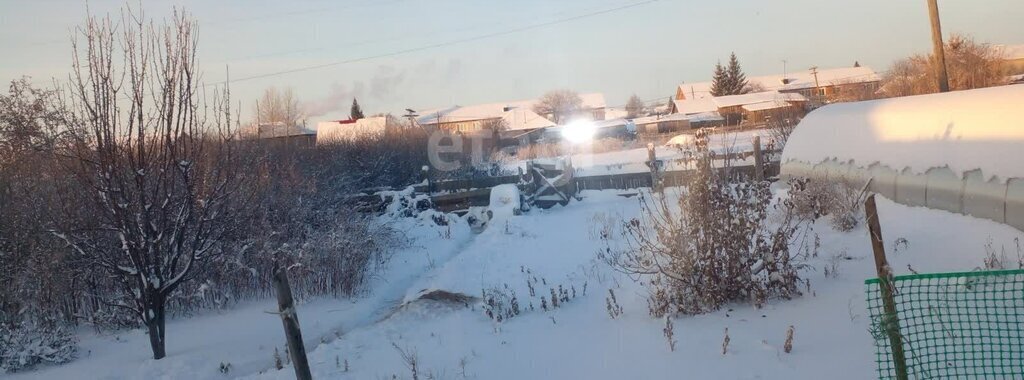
[[604, 129, 805, 316], [787, 176, 865, 232], [0, 318, 77, 373]]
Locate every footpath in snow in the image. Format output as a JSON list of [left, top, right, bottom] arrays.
[[5, 214, 474, 380], [247, 187, 1024, 380]]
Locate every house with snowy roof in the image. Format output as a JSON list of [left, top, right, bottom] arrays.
[[416, 93, 607, 134], [243, 122, 318, 147], [675, 66, 880, 104], [996, 44, 1024, 77], [632, 112, 724, 135], [670, 91, 808, 126], [315, 115, 404, 143]]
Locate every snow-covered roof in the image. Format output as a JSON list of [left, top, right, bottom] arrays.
[[712, 91, 806, 108], [416, 93, 606, 125], [672, 98, 718, 114], [673, 91, 806, 114], [252, 123, 315, 138], [782, 85, 1024, 180], [677, 66, 880, 100], [996, 44, 1024, 60], [633, 111, 723, 125], [501, 108, 556, 131], [316, 116, 400, 142], [741, 99, 796, 112], [545, 118, 630, 135]]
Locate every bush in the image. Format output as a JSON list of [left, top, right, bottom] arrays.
[[604, 129, 805, 316], [0, 319, 77, 373], [787, 176, 865, 232]]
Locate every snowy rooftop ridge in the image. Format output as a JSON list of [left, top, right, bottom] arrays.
[[316, 115, 401, 142], [672, 91, 807, 114], [501, 108, 557, 131], [677, 66, 880, 100], [632, 111, 723, 124], [782, 85, 1024, 180], [417, 93, 606, 125]]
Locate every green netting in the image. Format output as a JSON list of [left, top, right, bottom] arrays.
[[865, 269, 1024, 379]]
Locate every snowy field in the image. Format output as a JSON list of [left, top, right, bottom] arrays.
[[8, 184, 1022, 379]]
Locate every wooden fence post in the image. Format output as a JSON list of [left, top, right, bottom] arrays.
[[753, 135, 764, 181], [273, 265, 313, 380], [865, 194, 909, 380], [647, 143, 661, 193], [421, 165, 431, 194]]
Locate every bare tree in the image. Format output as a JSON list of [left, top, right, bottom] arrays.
[[54, 9, 246, 360], [255, 87, 303, 134], [882, 33, 1008, 97], [533, 89, 583, 125]]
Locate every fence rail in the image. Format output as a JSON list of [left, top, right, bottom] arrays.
[[866, 269, 1024, 379]]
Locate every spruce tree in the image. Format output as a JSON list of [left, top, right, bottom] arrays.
[[709, 62, 728, 97], [725, 52, 749, 95], [350, 98, 365, 120]]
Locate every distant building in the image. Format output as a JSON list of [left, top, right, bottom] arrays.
[[632, 112, 724, 135], [996, 44, 1024, 75], [675, 66, 880, 105], [671, 91, 808, 126], [416, 93, 607, 133], [316, 115, 404, 143], [244, 122, 317, 147], [543, 118, 635, 141]]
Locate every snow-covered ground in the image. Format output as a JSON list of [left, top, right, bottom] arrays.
[[4, 215, 476, 380], [7, 184, 1022, 379], [506, 129, 774, 176]]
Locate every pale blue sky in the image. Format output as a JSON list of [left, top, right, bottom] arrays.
[[1, 0, 1021, 123]]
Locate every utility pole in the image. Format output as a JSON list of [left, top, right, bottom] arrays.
[[255, 99, 261, 139], [810, 66, 821, 104], [926, 0, 950, 92]]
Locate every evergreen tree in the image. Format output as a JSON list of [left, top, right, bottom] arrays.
[[709, 62, 728, 97], [350, 98, 365, 120], [724, 52, 749, 95]]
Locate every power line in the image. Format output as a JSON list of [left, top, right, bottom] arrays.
[[208, 0, 662, 87]]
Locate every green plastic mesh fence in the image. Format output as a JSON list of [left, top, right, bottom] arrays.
[[865, 269, 1024, 379]]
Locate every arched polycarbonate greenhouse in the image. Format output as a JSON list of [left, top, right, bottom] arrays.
[[781, 85, 1024, 231]]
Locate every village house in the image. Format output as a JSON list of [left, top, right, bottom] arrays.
[[416, 92, 607, 133], [244, 122, 318, 147], [997, 44, 1024, 74], [543, 118, 635, 141], [670, 91, 808, 126], [631, 112, 724, 135], [675, 66, 881, 105], [315, 115, 404, 143]]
